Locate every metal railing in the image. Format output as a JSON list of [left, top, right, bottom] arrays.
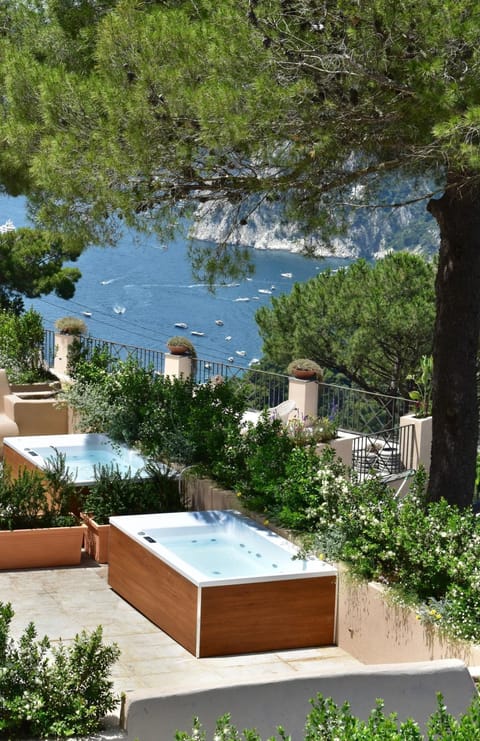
[[42, 330, 411, 436], [43, 329, 56, 369], [195, 358, 290, 409], [319, 382, 413, 434], [351, 424, 415, 479]]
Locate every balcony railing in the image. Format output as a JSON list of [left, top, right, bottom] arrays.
[[42, 330, 412, 435], [43, 329, 56, 370], [351, 424, 415, 479], [319, 382, 412, 434]]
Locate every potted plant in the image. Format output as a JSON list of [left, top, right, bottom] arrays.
[[81, 461, 182, 563], [54, 317, 88, 377], [407, 355, 433, 418], [286, 358, 323, 381], [401, 355, 433, 473], [54, 316, 88, 336], [0, 454, 84, 569], [166, 335, 196, 356]]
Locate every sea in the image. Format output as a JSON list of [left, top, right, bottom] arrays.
[[1, 194, 351, 367]]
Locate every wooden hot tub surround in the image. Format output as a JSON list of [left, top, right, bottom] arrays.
[[107, 513, 337, 658]]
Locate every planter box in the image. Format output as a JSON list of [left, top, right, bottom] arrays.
[[0, 525, 85, 570], [81, 514, 110, 563], [316, 431, 358, 468], [336, 563, 480, 667]]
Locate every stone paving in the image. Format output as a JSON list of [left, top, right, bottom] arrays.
[[1, 553, 361, 727]]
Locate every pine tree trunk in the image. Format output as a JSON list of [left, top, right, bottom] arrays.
[[427, 176, 480, 508]]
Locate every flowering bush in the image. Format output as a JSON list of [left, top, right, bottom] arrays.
[[296, 461, 480, 643], [286, 415, 337, 445]]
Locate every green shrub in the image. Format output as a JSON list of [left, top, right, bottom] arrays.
[[298, 461, 480, 642], [222, 415, 295, 512], [0, 458, 78, 530], [82, 462, 182, 525], [176, 693, 480, 740], [0, 308, 48, 383], [0, 601, 120, 738]]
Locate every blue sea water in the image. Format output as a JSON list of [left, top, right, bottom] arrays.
[[1, 194, 350, 366]]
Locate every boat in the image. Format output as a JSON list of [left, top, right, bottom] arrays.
[[248, 358, 260, 367], [258, 289, 272, 295], [215, 319, 224, 326], [234, 297, 250, 302], [0, 219, 15, 233], [225, 335, 232, 341], [113, 305, 126, 314], [174, 322, 188, 329], [235, 350, 246, 357], [191, 330, 205, 337], [281, 272, 293, 278], [227, 356, 234, 363], [82, 311, 92, 318]]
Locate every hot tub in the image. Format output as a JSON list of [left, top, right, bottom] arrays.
[[2, 433, 149, 487], [108, 510, 337, 657]]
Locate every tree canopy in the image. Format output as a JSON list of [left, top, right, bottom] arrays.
[[0, 228, 81, 313], [256, 252, 436, 396], [0, 0, 479, 506]]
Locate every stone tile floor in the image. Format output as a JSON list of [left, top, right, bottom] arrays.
[[1, 553, 361, 732]]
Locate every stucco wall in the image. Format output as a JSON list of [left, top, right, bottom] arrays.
[[336, 565, 480, 667], [124, 660, 476, 741]]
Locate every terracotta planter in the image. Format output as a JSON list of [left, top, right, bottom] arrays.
[[167, 344, 189, 356], [0, 526, 85, 570], [292, 368, 317, 380], [81, 513, 110, 563]]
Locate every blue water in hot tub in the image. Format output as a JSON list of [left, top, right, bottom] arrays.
[[145, 530, 302, 579], [32, 445, 147, 482]]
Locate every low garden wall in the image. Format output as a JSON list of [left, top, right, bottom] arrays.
[[336, 565, 480, 668], [124, 659, 476, 741]]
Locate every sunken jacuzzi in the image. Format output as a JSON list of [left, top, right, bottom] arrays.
[[108, 510, 337, 657], [2, 433, 149, 488]]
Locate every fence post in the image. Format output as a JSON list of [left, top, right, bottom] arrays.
[[400, 413, 432, 473], [53, 333, 76, 377], [164, 353, 192, 380], [288, 377, 319, 420]]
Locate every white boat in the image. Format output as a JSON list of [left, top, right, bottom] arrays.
[[0, 219, 15, 233], [225, 335, 232, 341], [258, 289, 272, 295], [235, 350, 246, 357], [227, 356, 234, 363], [174, 322, 188, 329], [191, 330, 205, 337], [215, 319, 224, 326], [113, 305, 126, 314], [248, 358, 260, 367], [234, 297, 250, 302], [82, 311, 92, 318], [281, 272, 293, 278]]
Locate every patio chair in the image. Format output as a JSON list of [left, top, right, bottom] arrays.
[[241, 399, 298, 431]]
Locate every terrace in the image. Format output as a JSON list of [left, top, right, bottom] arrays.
[[3, 329, 470, 740], [38, 328, 425, 482]]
